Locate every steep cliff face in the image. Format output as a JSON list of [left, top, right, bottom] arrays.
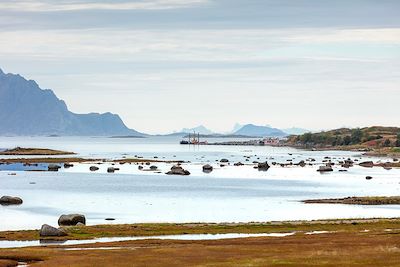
[[0, 68, 144, 136]]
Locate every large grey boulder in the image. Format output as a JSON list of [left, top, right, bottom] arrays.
[[58, 214, 86, 226], [39, 224, 68, 237], [166, 165, 190, 176], [0, 196, 23, 205]]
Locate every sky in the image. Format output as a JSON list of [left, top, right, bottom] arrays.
[[0, 0, 399, 134]]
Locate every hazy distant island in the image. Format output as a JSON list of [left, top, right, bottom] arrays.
[[0, 68, 145, 137]]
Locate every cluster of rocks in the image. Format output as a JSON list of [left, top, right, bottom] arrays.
[[40, 214, 86, 237], [166, 165, 190, 176], [255, 162, 270, 171]]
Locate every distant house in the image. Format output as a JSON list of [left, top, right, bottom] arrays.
[[263, 137, 280, 146]]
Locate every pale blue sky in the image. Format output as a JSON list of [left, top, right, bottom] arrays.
[[0, 0, 399, 133]]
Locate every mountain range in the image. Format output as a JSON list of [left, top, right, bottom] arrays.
[[0, 68, 310, 137], [233, 124, 287, 137], [0, 68, 144, 136]]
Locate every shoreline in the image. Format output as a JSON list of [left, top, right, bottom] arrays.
[[303, 196, 400, 205]]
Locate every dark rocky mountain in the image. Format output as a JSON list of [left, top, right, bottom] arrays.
[[0, 68, 145, 136], [234, 124, 287, 137]]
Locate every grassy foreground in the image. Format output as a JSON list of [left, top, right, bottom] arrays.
[[0, 219, 400, 266]]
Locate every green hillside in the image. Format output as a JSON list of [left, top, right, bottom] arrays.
[[287, 126, 400, 149]]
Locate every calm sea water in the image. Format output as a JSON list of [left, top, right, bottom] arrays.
[[1, 136, 400, 231]]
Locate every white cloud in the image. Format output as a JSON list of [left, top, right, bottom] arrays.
[[0, 28, 398, 63], [0, 0, 209, 12]]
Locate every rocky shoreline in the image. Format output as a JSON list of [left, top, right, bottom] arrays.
[[303, 196, 400, 205]]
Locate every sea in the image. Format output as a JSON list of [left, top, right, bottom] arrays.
[[0, 136, 399, 231]]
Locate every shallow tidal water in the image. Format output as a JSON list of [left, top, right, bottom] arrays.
[[0, 136, 400, 231]]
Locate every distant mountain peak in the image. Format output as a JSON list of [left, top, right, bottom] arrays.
[[0, 67, 145, 136], [181, 125, 213, 135]]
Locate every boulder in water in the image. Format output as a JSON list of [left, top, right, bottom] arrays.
[[202, 164, 213, 173], [257, 162, 270, 171], [359, 161, 374, 168], [90, 166, 99, 171], [58, 214, 86, 226], [166, 165, 190, 176], [317, 166, 333, 172], [0, 196, 23, 205]]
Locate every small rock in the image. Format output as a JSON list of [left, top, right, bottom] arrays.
[[220, 159, 229, 163], [317, 166, 333, 172], [202, 164, 213, 173], [105, 218, 116, 221], [107, 167, 119, 173], [366, 176, 373, 180], [64, 163, 74, 168], [90, 166, 99, 171], [150, 165, 158, 171], [359, 161, 374, 168], [297, 160, 306, 167]]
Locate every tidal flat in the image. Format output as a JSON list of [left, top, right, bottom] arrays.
[[0, 219, 400, 267]]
